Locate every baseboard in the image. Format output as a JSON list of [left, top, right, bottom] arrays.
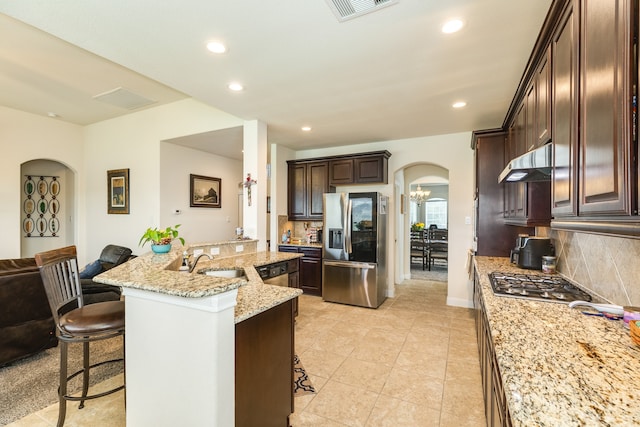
[[446, 296, 474, 309]]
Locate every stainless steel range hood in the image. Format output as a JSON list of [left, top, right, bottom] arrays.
[[498, 143, 552, 183]]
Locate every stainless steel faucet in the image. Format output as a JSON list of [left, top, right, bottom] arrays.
[[188, 253, 213, 273]]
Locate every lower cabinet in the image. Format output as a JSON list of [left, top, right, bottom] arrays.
[[236, 299, 294, 427], [279, 245, 322, 296], [474, 271, 511, 427]]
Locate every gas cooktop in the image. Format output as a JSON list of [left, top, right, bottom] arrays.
[[489, 272, 592, 303]]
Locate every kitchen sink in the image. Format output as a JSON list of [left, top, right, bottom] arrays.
[[199, 268, 246, 278]]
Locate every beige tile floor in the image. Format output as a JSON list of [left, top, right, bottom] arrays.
[[7, 277, 484, 427]]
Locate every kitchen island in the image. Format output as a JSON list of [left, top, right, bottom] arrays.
[[474, 256, 640, 426], [95, 246, 303, 427]]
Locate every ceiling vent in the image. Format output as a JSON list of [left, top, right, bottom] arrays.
[[92, 87, 157, 110], [325, 0, 398, 22]]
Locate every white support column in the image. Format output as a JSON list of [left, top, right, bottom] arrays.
[[242, 120, 268, 251]]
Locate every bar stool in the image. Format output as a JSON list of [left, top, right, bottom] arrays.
[[35, 245, 125, 427]]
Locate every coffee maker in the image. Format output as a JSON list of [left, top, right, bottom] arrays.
[[510, 236, 554, 270]]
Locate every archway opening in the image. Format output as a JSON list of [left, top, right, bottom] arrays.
[[20, 159, 75, 257]]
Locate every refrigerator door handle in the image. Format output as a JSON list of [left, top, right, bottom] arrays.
[[323, 260, 376, 269], [345, 199, 353, 254]]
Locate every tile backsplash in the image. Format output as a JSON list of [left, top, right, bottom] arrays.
[[550, 229, 640, 305]]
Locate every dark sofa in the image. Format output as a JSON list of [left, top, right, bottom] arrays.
[[0, 258, 56, 367], [0, 245, 132, 367]]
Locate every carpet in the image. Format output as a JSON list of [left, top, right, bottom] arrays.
[[293, 354, 316, 396], [0, 337, 124, 426], [410, 263, 448, 282]]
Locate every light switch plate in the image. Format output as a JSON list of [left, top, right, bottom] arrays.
[[210, 247, 220, 255], [193, 249, 204, 256], [236, 245, 244, 253]]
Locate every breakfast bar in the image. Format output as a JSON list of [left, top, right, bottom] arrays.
[[474, 256, 640, 426], [95, 245, 303, 427]]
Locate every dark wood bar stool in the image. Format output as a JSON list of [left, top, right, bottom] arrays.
[[35, 245, 125, 427]]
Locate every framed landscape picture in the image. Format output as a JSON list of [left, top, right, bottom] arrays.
[[107, 169, 129, 214], [190, 174, 221, 208]]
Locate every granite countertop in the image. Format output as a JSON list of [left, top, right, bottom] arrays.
[[474, 256, 640, 426], [95, 247, 303, 324]]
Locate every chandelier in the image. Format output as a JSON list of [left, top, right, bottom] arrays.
[[410, 184, 431, 206]]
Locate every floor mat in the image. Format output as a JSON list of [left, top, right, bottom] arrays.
[[293, 354, 316, 396]]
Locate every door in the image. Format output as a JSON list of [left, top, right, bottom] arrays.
[[348, 193, 378, 263]]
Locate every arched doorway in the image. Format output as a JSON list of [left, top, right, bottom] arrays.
[[20, 159, 75, 257], [402, 164, 449, 282]]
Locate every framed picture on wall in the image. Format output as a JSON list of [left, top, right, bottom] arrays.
[[107, 169, 130, 214], [190, 174, 221, 208]]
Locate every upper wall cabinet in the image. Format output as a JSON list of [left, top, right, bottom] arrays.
[[328, 151, 391, 186], [551, 0, 578, 217], [287, 151, 391, 220], [551, 0, 639, 236], [535, 46, 552, 147], [577, 0, 634, 216], [497, 0, 638, 237], [287, 160, 331, 220]]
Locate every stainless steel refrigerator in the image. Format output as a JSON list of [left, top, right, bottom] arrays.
[[322, 192, 387, 308]]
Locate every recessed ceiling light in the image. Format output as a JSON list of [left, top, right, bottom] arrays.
[[442, 19, 464, 34], [206, 41, 227, 54], [452, 101, 467, 109], [47, 112, 59, 118], [228, 82, 244, 92], [301, 126, 312, 132]]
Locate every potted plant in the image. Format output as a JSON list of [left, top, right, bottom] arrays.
[[139, 224, 185, 254]]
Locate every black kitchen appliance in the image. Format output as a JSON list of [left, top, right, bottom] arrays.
[[510, 236, 553, 270], [489, 272, 592, 303]]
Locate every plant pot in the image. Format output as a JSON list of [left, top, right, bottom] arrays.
[[151, 244, 172, 254]]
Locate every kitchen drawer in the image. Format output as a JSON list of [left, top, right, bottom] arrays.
[[300, 247, 321, 258]]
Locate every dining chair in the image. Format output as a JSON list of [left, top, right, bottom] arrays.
[[35, 245, 125, 427], [410, 231, 428, 270], [428, 228, 448, 270]]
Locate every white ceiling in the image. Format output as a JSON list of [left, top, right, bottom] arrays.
[[0, 1, 552, 158]]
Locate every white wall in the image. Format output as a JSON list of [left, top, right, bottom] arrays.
[[269, 144, 296, 251], [83, 98, 243, 262], [159, 142, 242, 245], [290, 131, 475, 307], [0, 105, 84, 259]]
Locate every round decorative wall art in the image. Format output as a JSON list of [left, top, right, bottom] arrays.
[[23, 175, 61, 238]]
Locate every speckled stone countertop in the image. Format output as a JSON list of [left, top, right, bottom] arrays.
[[95, 248, 303, 324], [474, 256, 640, 426]]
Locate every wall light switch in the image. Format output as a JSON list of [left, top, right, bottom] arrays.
[[465, 216, 471, 225], [193, 249, 204, 256], [210, 247, 220, 255], [235, 245, 244, 253]]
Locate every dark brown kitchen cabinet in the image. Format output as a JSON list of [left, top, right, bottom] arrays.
[[354, 154, 388, 183], [503, 102, 551, 227], [329, 159, 353, 185], [472, 130, 533, 256], [236, 299, 294, 427], [278, 245, 322, 296], [551, 0, 578, 217], [474, 271, 511, 427], [551, 0, 640, 236], [577, 0, 634, 216], [535, 46, 552, 147], [299, 248, 322, 296], [328, 151, 391, 185], [287, 160, 331, 220]]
